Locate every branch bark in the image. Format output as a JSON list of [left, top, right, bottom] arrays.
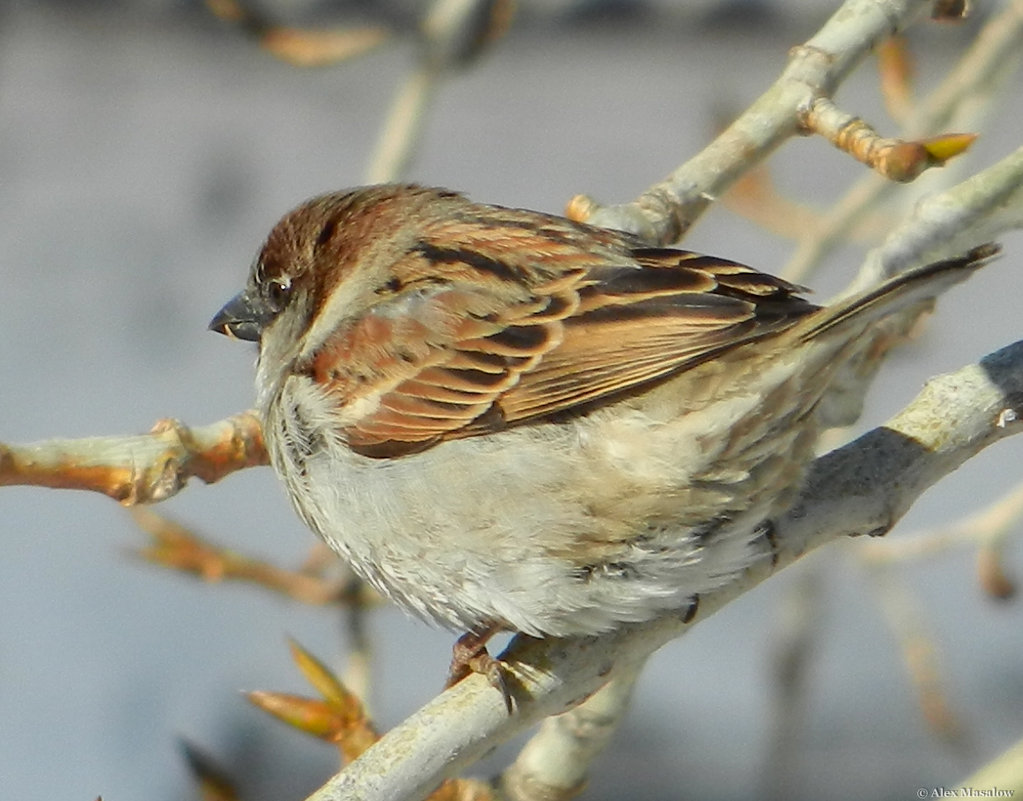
[[0, 412, 266, 504], [577, 0, 937, 243]]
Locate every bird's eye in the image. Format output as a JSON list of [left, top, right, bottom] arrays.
[[267, 278, 292, 311]]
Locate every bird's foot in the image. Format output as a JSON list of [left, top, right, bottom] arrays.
[[446, 625, 514, 713]]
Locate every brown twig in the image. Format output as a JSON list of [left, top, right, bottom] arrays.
[[799, 96, 975, 182], [859, 551, 970, 748], [571, 0, 936, 243], [720, 163, 830, 241], [877, 35, 915, 125], [0, 412, 267, 504], [131, 507, 351, 605], [249, 639, 379, 763], [783, 0, 1023, 280], [205, 0, 389, 67], [365, 0, 514, 183]]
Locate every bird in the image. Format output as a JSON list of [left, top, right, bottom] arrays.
[[209, 183, 996, 699]]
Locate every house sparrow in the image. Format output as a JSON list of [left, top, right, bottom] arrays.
[[210, 184, 994, 685]]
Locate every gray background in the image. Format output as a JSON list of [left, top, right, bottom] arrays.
[[1, 2, 1021, 800]]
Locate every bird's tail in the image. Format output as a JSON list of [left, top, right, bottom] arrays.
[[794, 243, 1001, 343]]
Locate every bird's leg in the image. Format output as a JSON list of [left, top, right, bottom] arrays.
[[446, 623, 514, 712], [446, 623, 501, 686]]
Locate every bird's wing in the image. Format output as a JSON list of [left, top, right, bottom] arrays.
[[309, 234, 818, 458]]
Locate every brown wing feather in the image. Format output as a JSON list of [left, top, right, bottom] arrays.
[[311, 235, 819, 458], [489, 251, 816, 426]]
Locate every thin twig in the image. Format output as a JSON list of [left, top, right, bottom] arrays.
[[783, 0, 1023, 281], [577, 0, 936, 243], [365, 64, 443, 184], [131, 507, 348, 605], [859, 480, 1023, 563], [365, 0, 513, 183], [0, 412, 266, 504], [205, 0, 389, 67], [858, 553, 970, 748], [762, 566, 827, 801]]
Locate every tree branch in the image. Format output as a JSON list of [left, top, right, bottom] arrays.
[[574, 0, 937, 243], [785, 0, 1023, 280], [0, 412, 266, 504]]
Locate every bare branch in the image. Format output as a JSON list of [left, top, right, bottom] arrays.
[[796, 143, 1023, 429], [499, 667, 642, 801], [784, 0, 1023, 280], [365, 66, 444, 184], [204, 0, 390, 67], [860, 555, 968, 746], [130, 507, 350, 605], [0, 412, 266, 504], [859, 480, 1023, 563], [365, 0, 513, 183], [574, 0, 935, 243], [800, 97, 975, 181], [851, 143, 1023, 291]]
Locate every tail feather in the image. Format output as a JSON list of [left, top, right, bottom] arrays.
[[796, 243, 1001, 343]]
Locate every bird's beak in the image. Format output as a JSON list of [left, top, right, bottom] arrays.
[[209, 289, 268, 342]]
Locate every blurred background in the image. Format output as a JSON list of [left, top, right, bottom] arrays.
[[1, 1, 1022, 799]]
